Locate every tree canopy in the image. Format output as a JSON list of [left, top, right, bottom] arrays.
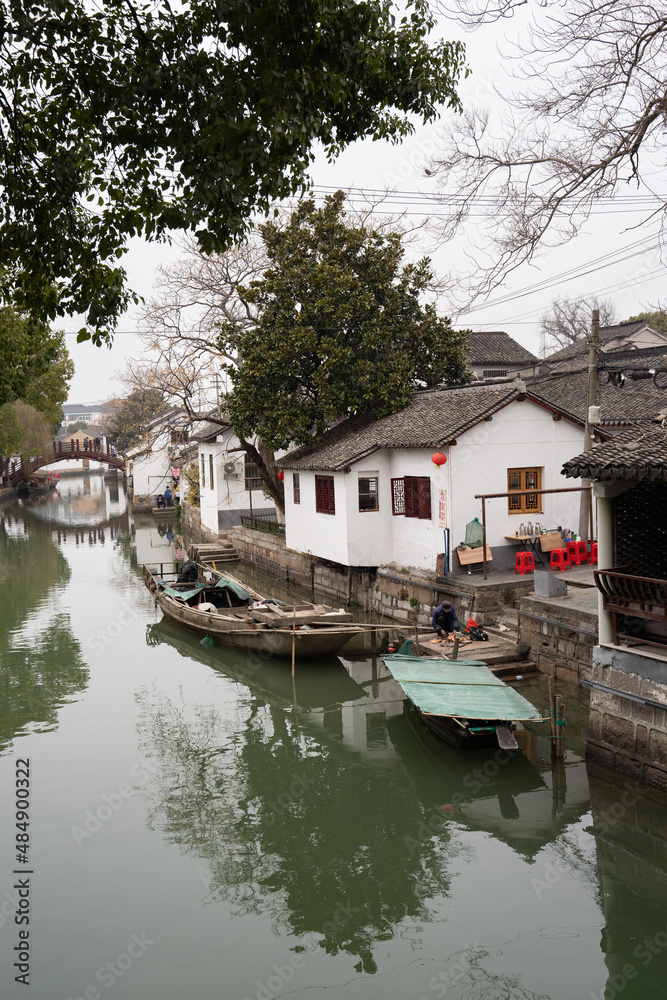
[[0, 309, 64, 408], [219, 192, 471, 452], [624, 311, 667, 336], [0, 0, 466, 341], [105, 389, 167, 452]]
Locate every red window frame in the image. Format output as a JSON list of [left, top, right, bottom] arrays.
[[315, 475, 335, 515]]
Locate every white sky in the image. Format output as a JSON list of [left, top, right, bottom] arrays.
[[63, 7, 667, 404]]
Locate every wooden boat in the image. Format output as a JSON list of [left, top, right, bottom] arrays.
[[382, 654, 545, 749], [143, 564, 365, 659]]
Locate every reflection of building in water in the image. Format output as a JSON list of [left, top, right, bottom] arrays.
[[589, 766, 667, 1000], [132, 515, 177, 570]]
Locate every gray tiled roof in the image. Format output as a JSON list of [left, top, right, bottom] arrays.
[[527, 357, 667, 426], [562, 425, 667, 482], [540, 321, 667, 370], [467, 331, 540, 366], [279, 382, 523, 470]]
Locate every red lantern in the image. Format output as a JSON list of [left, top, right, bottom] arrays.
[[431, 452, 447, 469], [277, 470, 285, 481]]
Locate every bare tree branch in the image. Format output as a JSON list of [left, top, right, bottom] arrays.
[[428, 0, 667, 305]]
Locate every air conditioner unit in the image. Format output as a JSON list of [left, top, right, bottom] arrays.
[[223, 460, 240, 477]]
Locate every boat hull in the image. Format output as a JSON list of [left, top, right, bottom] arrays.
[[157, 594, 363, 659], [418, 709, 510, 750]]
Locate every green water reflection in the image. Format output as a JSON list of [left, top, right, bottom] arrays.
[[0, 504, 88, 749], [1, 484, 667, 1000]]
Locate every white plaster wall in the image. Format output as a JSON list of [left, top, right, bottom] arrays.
[[448, 399, 586, 552], [130, 447, 172, 497], [284, 469, 350, 563], [198, 433, 277, 534]]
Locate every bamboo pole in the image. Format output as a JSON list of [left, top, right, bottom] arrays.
[[450, 635, 460, 660]]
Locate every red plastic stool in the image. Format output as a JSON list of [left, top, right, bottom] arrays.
[[589, 541, 598, 565], [550, 548, 571, 572], [566, 539, 589, 566], [515, 551, 535, 575]]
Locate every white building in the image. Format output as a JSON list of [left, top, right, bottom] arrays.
[[278, 366, 663, 575], [125, 408, 191, 502], [192, 421, 276, 533]]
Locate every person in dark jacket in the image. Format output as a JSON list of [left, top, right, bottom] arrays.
[[431, 601, 460, 638]]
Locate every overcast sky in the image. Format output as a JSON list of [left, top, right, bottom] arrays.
[[64, 7, 667, 403]]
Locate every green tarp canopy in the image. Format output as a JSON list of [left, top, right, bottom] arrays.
[[383, 655, 542, 721], [161, 576, 253, 603]]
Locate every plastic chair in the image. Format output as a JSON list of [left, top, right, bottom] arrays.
[[550, 548, 571, 572], [514, 551, 535, 575], [566, 539, 589, 566], [589, 541, 598, 565]]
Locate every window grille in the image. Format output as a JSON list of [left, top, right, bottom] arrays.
[[244, 456, 262, 492], [315, 475, 335, 515], [293, 472, 301, 505], [482, 369, 508, 378], [507, 468, 542, 513], [391, 478, 405, 515]]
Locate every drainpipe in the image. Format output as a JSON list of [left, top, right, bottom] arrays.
[[596, 493, 614, 644]]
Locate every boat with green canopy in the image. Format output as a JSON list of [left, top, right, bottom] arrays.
[[382, 653, 545, 749], [143, 564, 364, 659]]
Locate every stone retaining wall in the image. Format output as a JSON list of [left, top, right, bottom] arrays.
[[585, 645, 667, 792], [518, 594, 598, 683]]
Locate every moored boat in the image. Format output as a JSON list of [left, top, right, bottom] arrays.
[[382, 654, 545, 749], [143, 564, 365, 659]]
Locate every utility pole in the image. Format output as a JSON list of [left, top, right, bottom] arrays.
[[578, 308, 599, 541]]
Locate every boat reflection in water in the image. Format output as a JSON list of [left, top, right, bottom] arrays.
[[146, 619, 588, 847]]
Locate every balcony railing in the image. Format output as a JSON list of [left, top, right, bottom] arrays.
[[594, 569, 667, 649]]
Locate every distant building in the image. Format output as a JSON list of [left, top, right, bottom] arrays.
[[60, 402, 114, 428], [540, 320, 667, 373], [466, 331, 540, 380]]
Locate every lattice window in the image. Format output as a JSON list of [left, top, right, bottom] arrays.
[[358, 477, 379, 512], [483, 369, 508, 378], [405, 476, 431, 519], [244, 456, 262, 492], [391, 478, 405, 515], [507, 467, 542, 513], [293, 472, 301, 505], [315, 475, 335, 515]]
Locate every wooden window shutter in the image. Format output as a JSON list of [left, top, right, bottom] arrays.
[[315, 475, 335, 514]]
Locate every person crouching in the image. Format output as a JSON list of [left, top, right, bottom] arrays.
[[432, 601, 459, 639]]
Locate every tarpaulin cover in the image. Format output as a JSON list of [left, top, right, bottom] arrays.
[[383, 655, 542, 721]]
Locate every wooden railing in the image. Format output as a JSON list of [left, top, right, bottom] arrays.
[[7, 440, 124, 483], [594, 569, 667, 648]]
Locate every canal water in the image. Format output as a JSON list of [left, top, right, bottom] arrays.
[[1, 476, 667, 1000]]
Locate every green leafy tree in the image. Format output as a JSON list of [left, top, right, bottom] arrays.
[[0, 309, 62, 407], [220, 192, 471, 510], [0, 0, 466, 342], [623, 311, 667, 336], [22, 333, 74, 432], [105, 389, 167, 452]]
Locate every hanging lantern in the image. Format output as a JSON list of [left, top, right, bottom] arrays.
[[277, 470, 285, 481], [431, 452, 447, 469]]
